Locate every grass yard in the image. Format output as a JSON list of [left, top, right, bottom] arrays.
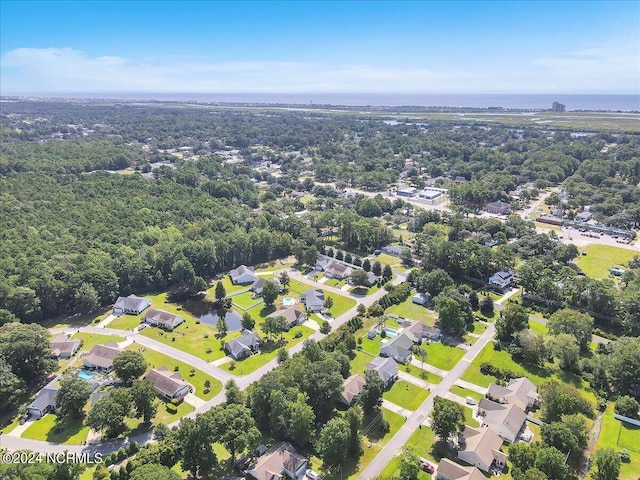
[[21, 414, 89, 444], [42, 309, 111, 329], [460, 342, 594, 403], [323, 277, 348, 288], [1, 414, 23, 434], [139, 314, 229, 361], [450, 385, 484, 403], [597, 405, 640, 480], [153, 399, 194, 425], [214, 276, 251, 296], [73, 332, 124, 350], [231, 291, 262, 310], [386, 298, 438, 325], [108, 314, 144, 331], [575, 244, 636, 280], [351, 350, 377, 375], [126, 345, 222, 400], [379, 426, 440, 480], [424, 342, 466, 371], [463, 405, 480, 427], [466, 321, 487, 336], [528, 320, 548, 335], [316, 407, 405, 480], [221, 325, 314, 375], [370, 253, 403, 267], [383, 380, 430, 411], [361, 336, 381, 355]]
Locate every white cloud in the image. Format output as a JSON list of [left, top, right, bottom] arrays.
[[1, 47, 638, 93]]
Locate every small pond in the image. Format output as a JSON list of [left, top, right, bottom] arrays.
[[181, 300, 243, 331]]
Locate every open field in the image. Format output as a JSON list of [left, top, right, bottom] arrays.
[[125, 344, 222, 400], [153, 399, 194, 425], [423, 342, 466, 371], [370, 253, 403, 267], [574, 244, 636, 279], [383, 380, 430, 411], [386, 298, 438, 325], [73, 332, 124, 350], [22, 414, 89, 444], [597, 405, 640, 480], [108, 314, 144, 331]]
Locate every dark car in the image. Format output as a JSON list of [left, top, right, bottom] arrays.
[[420, 458, 434, 473]]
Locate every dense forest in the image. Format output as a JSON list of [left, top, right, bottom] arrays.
[[1, 100, 639, 323]]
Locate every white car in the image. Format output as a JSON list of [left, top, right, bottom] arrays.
[[465, 396, 477, 405], [306, 469, 319, 480]]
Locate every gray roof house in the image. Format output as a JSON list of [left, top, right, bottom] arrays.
[[246, 442, 308, 480], [340, 374, 366, 406], [488, 270, 517, 290], [229, 265, 256, 285], [486, 377, 539, 412], [485, 201, 512, 215], [83, 342, 122, 372], [412, 292, 430, 306], [49, 335, 81, 359], [324, 262, 352, 279], [27, 379, 60, 418], [457, 426, 507, 473], [315, 256, 334, 271], [144, 367, 191, 400], [366, 356, 399, 388], [300, 288, 325, 312], [477, 398, 527, 443], [144, 308, 184, 331], [404, 321, 441, 342], [381, 245, 404, 257], [225, 329, 261, 360], [379, 331, 417, 363], [251, 277, 281, 295], [113, 294, 151, 315], [436, 458, 486, 480], [267, 306, 306, 328]]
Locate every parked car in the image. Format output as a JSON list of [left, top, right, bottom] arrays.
[[465, 396, 477, 405], [305, 470, 319, 480], [420, 458, 434, 473]]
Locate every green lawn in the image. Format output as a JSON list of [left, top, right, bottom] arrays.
[[379, 426, 439, 480], [153, 399, 194, 425], [424, 342, 466, 371], [1, 414, 23, 434], [231, 291, 263, 310], [317, 407, 405, 480], [386, 298, 438, 325], [126, 345, 222, 400], [528, 320, 548, 335], [21, 414, 89, 444], [214, 276, 251, 296], [351, 350, 376, 375], [460, 342, 594, 402], [108, 314, 144, 331], [575, 244, 636, 280], [370, 253, 403, 267], [450, 385, 484, 403], [221, 325, 314, 375], [361, 336, 380, 355], [73, 332, 124, 350], [323, 277, 347, 288], [596, 405, 640, 480], [383, 380, 430, 411]]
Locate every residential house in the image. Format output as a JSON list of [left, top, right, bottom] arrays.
[[230, 265, 256, 285], [49, 335, 81, 359], [436, 458, 485, 480], [113, 294, 151, 315], [340, 374, 366, 406], [83, 342, 122, 372], [457, 426, 507, 473], [477, 398, 527, 443], [324, 262, 352, 279], [315, 256, 334, 271], [225, 329, 261, 360], [486, 377, 539, 412], [267, 306, 306, 329], [412, 292, 430, 306], [488, 270, 517, 290], [485, 201, 512, 215], [144, 308, 184, 331], [366, 356, 399, 388], [300, 288, 325, 313], [381, 245, 403, 257], [144, 367, 191, 400], [404, 321, 441, 342], [252, 277, 282, 296], [27, 380, 60, 418], [380, 331, 417, 363], [348, 270, 378, 287], [245, 442, 308, 480]]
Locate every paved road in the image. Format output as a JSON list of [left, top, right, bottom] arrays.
[[358, 321, 496, 479], [1, 270, 406, 454]]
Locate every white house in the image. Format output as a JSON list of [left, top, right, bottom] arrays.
[[366, 356, 399, 388], [412, 292, 430, 305], [113, 294, 151, 315], [144, 308, 184, 331], [144, 367, 191, 400], [457, 426, 507, 473], [83, 343, 122, 372], [229, 265, 256, 285], [477, 398, 527, 443], [486, 377, 539, 412], [488, 270, 517, 290]]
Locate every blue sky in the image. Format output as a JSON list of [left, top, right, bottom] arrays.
[[1, 1, 638, 94]]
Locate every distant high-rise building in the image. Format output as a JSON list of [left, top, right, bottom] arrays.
[[552, 101, 566, 112]]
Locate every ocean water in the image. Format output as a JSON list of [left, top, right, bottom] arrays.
[[20, 92, 640, 111]]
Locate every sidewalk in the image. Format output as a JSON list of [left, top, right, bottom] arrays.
[[408, 358, 448, 377], [96, 314, 117, 328], [454, 379, 487, 395], [381, 399, 413, 419]]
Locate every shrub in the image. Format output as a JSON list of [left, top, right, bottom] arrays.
[[117, 448, 126, 461], [166, 403, 178, 414], [171, 397, 181, 405], [229, 362, 236, 371], [195, 319, 200, 324], [206, 347, 212, 354], [294, 331, 303, 339], [479, 362, 517, 381], [619, 449, 630, 463], [204, 333, 209, 338], [127, 441, 139, 455], [173, 366, 179, 371], [380, 418, 390, 434]]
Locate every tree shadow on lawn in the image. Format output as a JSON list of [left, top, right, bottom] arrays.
[[362, 410, 391, 444], [259, 305, 276, 317], [47, 416, 86, 443]]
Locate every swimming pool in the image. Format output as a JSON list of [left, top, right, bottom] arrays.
[[384, 327, 398, 337], [77, 370, 95, 381], [282, 296, 296, 307]]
